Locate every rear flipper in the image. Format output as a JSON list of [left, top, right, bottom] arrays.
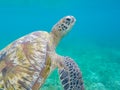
[[58, 56, 84, 90]]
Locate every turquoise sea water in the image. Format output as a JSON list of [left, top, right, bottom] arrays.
[[0, 0, 120, 90]]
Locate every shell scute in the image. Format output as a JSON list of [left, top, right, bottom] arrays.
[[0, 31, 51, 90]]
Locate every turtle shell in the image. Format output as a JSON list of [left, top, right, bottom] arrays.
[[0, 31, 51, 90]]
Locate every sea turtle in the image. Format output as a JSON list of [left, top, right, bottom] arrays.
[[0, 16, 84, 90]]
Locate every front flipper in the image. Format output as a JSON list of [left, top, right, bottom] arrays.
[[58, 56, 84, 90]]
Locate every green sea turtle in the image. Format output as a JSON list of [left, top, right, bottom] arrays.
[[0, 16, 84, 90]]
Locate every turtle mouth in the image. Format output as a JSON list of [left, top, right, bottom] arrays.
[[71, 16, 76, 23]]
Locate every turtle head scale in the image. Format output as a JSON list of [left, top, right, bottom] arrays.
[[50, 16, 76, 46]]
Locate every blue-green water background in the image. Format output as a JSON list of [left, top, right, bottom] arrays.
[[0, 0, 120, 90]]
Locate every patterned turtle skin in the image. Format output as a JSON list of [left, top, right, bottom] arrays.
[[0, 16, 84, 90]]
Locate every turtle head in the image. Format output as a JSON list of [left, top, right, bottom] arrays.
[[51, 16, 76, 38], [50, 16, 76, 47]]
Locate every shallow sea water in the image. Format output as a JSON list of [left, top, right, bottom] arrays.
[[0, 0, 120, 90], [40, 40, 120, 90]]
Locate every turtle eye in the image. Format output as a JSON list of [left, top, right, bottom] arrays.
[[66, 18, 71, 21]]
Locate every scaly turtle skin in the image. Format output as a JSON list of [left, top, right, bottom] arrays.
[[0, 16, 84, 90]]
